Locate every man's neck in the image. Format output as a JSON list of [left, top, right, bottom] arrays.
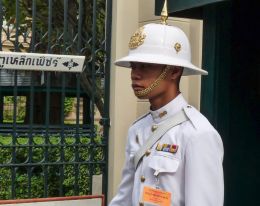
[[149, 90, 180, 111]]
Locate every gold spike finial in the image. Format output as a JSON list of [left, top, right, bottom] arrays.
[[161, 0, 168, 25]]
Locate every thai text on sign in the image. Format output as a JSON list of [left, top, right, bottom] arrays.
[[0, 51, 85, 72]]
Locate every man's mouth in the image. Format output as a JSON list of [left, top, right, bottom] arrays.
[[132, 84, 145, 91]]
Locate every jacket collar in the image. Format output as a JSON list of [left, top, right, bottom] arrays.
[[150, 93, 188, 124]]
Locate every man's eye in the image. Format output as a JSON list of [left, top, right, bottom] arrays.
[[131, 63, 152, 69], [130, 63, 137, 68], [141, 64, 150, 69]]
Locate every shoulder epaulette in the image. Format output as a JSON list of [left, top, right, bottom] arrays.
[[132, 112, 150, 125], [183, 105, 198, 129]]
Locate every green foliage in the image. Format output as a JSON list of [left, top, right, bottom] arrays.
[[3, 96, 26, 123], [0, 135, 104, 199], [2, 96, 76, 123], [64, 97, 75, 116]]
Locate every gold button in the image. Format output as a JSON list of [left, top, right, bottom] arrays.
[[139, 202, 144, 206], [145, 149, 151, 156], [141, 175, 146, 182], [151, 125, 158, 132]]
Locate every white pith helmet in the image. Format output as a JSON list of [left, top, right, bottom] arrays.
[[114, 23, 208, 76]]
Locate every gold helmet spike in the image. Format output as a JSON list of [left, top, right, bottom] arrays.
[[161, 0, 168, 25]]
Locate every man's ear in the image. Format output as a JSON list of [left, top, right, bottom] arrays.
[[169, 66, 183, 80]]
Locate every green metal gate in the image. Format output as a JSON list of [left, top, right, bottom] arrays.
[[0, 0, 111, 200]]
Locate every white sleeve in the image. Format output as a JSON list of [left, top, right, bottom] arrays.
[[108, 148, 135, 206], [185, 130, 224, 206]]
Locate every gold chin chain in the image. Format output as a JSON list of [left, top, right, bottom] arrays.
[[135, 66, 170, 97]]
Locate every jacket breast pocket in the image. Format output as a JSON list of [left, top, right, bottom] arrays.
[[148, 152, 180, 174]]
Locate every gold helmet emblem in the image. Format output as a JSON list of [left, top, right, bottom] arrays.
[[129, 26, 146, 49]]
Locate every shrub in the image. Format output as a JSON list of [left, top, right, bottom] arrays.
[[64, 97, 75, 116], [0, 135, 104, 199]]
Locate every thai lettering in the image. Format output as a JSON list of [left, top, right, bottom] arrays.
[[0, 56, 5, 64], [0, 57, 5, 68], [3, 57, 9, 64], [46, 58, 52, 66], [10, 57, 19, 64], [19, 55, 26, 65], [36, 57, 45, 66], [52, 57, 61, 67], [25, 58, 32, 65]]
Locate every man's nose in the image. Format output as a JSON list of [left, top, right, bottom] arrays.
[[131, 68, 142, 80]]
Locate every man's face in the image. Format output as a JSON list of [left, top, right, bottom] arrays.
[[130, 62, 170, 99]]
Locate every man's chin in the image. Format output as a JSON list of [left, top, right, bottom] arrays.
[[134, 92, 148, 99]]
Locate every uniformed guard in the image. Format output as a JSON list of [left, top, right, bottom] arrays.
[[109, 1, 224, 206]]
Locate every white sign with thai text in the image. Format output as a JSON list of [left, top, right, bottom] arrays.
[[0, 51, 85, 72]]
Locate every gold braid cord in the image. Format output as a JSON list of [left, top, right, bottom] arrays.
[[135, 66, 170, 97]]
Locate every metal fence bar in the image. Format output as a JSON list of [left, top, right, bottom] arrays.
[[0, 0, 2, 122], [10, 0, 20, 198], [59, 77, 66, 197], [11, 75, 18, 198], [0, 161, 106, 167], [89, 0, 98, 195], [74, 74, 81, 195], [30, 0, 36, 52], [77, 0, 83, 55], [27, 71, 34, 198], [0, 0, 3, 50], [75, 0, 82, 187], [58, 0, 67, 196], [40, 0, 53, 197], [44, 72, 51, 197], [103, 0, 112, 201], [59, 95, 65, 197], [0, 92, 3, 122], [48, 0, 53, 54], [27, 0, 37, 197], [14, 0, 19, 51]]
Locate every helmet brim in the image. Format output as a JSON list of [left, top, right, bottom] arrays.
[[115, 53, 208, 76]]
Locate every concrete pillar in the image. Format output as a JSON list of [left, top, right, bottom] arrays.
[[108, 0, 139, 202]]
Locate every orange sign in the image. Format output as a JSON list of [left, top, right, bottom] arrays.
[[143, 186, 171, 206]]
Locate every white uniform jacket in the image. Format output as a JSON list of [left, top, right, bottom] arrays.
[[109, 94, 224, 206]]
